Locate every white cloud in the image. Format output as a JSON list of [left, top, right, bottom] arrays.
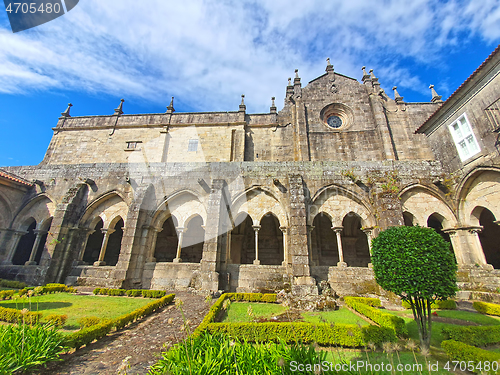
[[0, 0, 498, 112]]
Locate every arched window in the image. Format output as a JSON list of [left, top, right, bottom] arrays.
[[82, 219, 104, 264], [12, 219, 36, 265]]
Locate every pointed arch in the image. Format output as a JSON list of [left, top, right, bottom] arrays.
[[258, 212, 284, 265], [341, 212, 370, 267], [11, 195, 55, 231], [80, 192, 128, 230]]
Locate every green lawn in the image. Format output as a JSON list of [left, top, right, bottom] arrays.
[[222, 302, 288, 323], [302, 308, 369, 326], [0, 293, 155, 331]]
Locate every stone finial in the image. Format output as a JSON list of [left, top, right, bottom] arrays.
[[392, 86, 404, 103], [166, 96, 175, 114], [429, 84, 443, 103], [361, 66, 371, 83], [114, 99, 124, 115], [270, 97, 277, 114], [288, 77, 292, 86], [239, 94, 246, 112], [326, 58, 334, 72], [61, 103, 73, 118], [326, 57, 331, 66], [295, 69, 299, 78], [369, 69, 378, 82], [294, 69, 301, 88]]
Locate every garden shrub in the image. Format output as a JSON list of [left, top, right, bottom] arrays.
[[113, 294, 175, 330], [126, 289, 142, 297], [441, 325, 500, 347], [0, 323, 65, 373], [92, 287, 166, 298], [344, 296, 381, 307], [344, 296, 407, 337], [474, 301, 500, 316], [206, 322, 396, 347], [402, 299, 456, 310], [93, 287, 101, 295], [225, 293, 277, 303], [141, 289, 166, 298], [77, 316, 101, 329], [441, 340, 500, 374], [0, 279, 28, 289], [0, 306, 41, 324], [44, 314, 68, 328], [0, 290, 15, 300], [64, 319, 115, 349]]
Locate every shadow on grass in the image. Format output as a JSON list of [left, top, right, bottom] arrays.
[[0, 301, 72, 311]]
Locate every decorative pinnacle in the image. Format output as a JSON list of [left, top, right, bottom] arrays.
[[429, 84, 443, 102], [61, 103, 73, 117], [392, 86, 403, 103], [270, 97, 277, 114], [114, 99, 124, 115], [362, 66, 368, 75], [288, 77, 292, 86], [166, 96, 175, 114], [326, 58, 331, 66], [369, 69, 377, 80], [239, 94, 246, 112], [241, 94, 245, 105], [326, 58, 334, 72], [295, 69, 299, 78]]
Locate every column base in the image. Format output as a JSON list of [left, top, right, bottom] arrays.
[[173, 258, 182, 263], [337, 261, 347, 267], [368, 263, 373, 269], [24, 261, 37, 266], [281, 260, 288, 267], [93, 261, 106, 266], [253, 259, 261, 265]]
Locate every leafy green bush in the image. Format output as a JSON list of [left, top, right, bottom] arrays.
[[344, 296, 407, 337], [441, 340, 500, 374], [474, 301, 500, 316], [64, 320, 115, 349], [442, 326, 500, 347], [93, 287, 101, 295], [0, 323, 65, 373], [44, 314, 68, 328], [0, 290, 15, 300], [77, 316, 101, 329], [126, 289, 142, 297], [141, 289, 166, 298], [225, 293, 277, 303], [402, 299, 456, 310], [0, 306, 41, 324], [150, 331, 330, 375], [344, 296, 381, 307], [206, 322, 395, 347], [0, 279, 28, 289]]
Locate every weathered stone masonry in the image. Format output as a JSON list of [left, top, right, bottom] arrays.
[[1, 50, 499, 295]]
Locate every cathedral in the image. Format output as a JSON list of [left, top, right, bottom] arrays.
[[1, 45, 499, 296]]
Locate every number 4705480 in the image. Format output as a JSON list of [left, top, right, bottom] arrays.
[[5, 2, 62, 14]]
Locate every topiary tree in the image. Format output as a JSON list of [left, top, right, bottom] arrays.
[[371, 226, 457, 350]]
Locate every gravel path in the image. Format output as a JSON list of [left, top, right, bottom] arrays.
[[35, 291, 211, 375]]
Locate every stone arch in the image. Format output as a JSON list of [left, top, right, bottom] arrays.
[[104, 217, 124, 266], [0, 192, 12, 229], [400, 186, 457, 229], [11, 195, 55, 231], [457, 169, 500, 225], [232, 186, 288, 228], [310, 212, 338, 266], [311, 185, 374, 227], [341, 212, 370, 267], [80, 192, 128, 230], [427, 213, 455, 260], [403, 211, 416, 226], [151, 190, 207, 230], [82, 218, 104, 264], [258, 212, 284, 265], [12, 217, 37, 265], [153, 215, 179, 262], [476, 207, 500, 269], [229, 212, 255, 264], [181, 214, 205, 263]]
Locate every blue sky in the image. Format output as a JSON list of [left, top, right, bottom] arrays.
[[1, 0, 499, 166]]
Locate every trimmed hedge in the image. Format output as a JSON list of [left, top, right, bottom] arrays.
[[441, 340, 500, 374], [344, 296, 381, 307], [64, 293, 175, 350], [402, 299, 456, 310], [0, 306, 42, 324], [344, 296, 407, 337], [18, 283, 76, 297], [226, 293, 277, 303], [474, 301, 500, 317], [206, 322, 396, 347], [93, 287, 166, 298], [442, 325, 500, 347], [44, 314, 68, 327], [0, 279, 28, 289], [78, 316, 102, 329], [0, 290, 15, 300]]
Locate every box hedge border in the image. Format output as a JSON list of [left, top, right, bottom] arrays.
[[442, 325, 500, 347], [474, 301, 500, 317], [93, 287, 166, 298], [63, 293, 175, 349], [441, 340, 500, 374], [344, 296, 408, 337], [194, 293, 396, 347]]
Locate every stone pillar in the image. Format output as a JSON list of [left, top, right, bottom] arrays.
[[146, 226, 161, 262], [76, 229, 94, 263], [376, 193, 404, 229], [25, 230, 48, 266], [173, 227, 185, 263], [94, 228, 115, 266], [362, 228, 374, 255], [448, 226, 486, 266], [252, 225, 261, 265], [3, 230, 27, 265], [332, 227, 346, 267], [280, 226, 288, 266], [306, 225, 316, 266]]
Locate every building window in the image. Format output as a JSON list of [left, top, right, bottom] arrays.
[[448, 114, 480, 161], [188, 139, 198, 152]]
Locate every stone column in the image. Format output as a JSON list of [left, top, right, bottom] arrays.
[[332, 227, 346, 267], [442, 228, 463, 265], [25, 230, 48, 266], [362, 228, 374, 255], [76, 229, 94, 263], [3, 230, 27, 265], [94, 228, 115, 266], [173, 227, 186, 263], [146, 227, 161, 263], [306, 225, 316, 266], [252, 225, 261, 265], [280, 226, 288, 267], [468, 227, 487, 265]]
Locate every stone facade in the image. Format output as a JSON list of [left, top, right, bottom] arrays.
[[1, 49, 499, 296]]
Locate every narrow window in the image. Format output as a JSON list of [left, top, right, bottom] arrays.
[[448, 114, 480, 161], [188, 139, 198, 152]]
